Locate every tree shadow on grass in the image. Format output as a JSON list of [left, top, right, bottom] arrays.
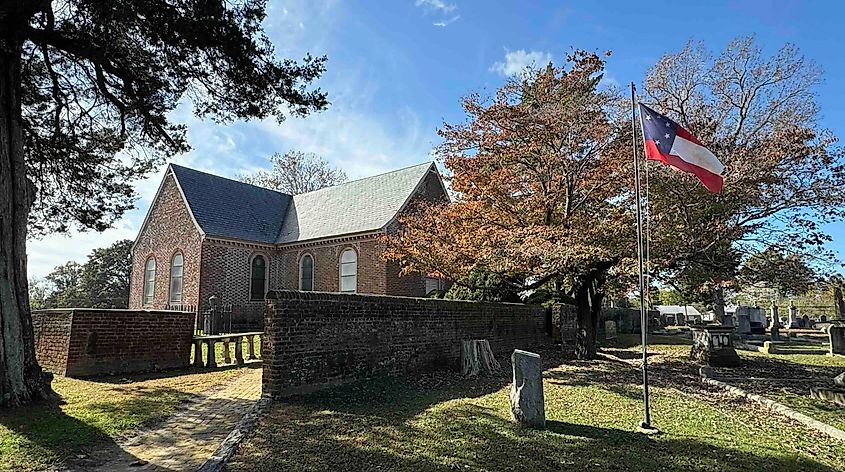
[[0, 399, 158, 471], [229, 399, 838, 472]]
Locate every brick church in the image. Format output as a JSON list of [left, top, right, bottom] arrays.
[[128, 162, 448, 320]]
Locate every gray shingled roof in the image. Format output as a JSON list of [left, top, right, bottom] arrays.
[[276, 162, 435, 243], [170, 164, 291, 243], [169, 162, 436, 245]]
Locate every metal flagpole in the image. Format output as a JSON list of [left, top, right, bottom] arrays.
[[631, 82, 656, 432]]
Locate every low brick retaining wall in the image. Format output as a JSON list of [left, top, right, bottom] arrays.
[[32, 308, 195, 377], [263, 290, 551, 398]]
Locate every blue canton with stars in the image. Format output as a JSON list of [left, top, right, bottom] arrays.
[[640, 103, 677, 155]]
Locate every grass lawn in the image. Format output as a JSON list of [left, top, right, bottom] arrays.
[[227, 343, 845, 472], [0, 366, 250, 472]]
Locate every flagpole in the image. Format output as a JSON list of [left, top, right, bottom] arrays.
[[631, 82, 656, 433]]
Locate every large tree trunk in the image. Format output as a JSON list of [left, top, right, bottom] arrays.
[[572, 263, 612, 360], [0, 31, 52, 406]]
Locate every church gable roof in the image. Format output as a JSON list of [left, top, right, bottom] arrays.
[[165, 161, 438, 245], [276, 162, 436, 243], [169, 164, 291, 244]]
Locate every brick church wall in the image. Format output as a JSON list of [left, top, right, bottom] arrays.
[[32, 309, 194, 377], [129, 174, 202, 310], [262, 290, 551, 398]]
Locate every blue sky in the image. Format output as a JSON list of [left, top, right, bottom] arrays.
[[27, 0, 845, 278]]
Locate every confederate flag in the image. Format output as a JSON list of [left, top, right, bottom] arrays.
[[639, 103, 725, 193]]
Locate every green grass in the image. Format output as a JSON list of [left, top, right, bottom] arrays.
[[227, 346, 845, 472], [0, 366, 250, 471]]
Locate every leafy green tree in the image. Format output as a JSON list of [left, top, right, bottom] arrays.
[[78, 239, 133, 308], [44, 261, 82, 308], [738, 248, 817, 298], [1, 0, 327, 405]]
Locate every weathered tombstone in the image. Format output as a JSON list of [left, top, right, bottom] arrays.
[[829, 326, 845, 356], [689, 325, 741, 367], [769, 302, 781, 341], [788, 301, 800, 329], [821, 315, 828, 323], [510, 350, 545, 429], [605, 320, 618, 341], [834, 372, 845, 387], [802, 314, 811, 329], [737, 313, 751, 336], [721, 313, 734, 327]]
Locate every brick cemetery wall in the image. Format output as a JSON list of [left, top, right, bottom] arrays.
[[32, 309, 195, 377], [31, 310, 73, 375], [263, 290, 551, 397]]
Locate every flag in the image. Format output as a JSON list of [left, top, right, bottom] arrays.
[[639, 103, 725, 193]]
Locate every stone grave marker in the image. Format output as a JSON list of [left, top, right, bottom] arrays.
[[834, 372, 844, 387], [830, 326, 845, 356], [510, 350, 545, 429], [605, 320, 617, 341]]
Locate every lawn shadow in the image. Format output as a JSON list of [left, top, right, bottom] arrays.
[[0, 399, 161, 471], [230, 398, 838, 472]]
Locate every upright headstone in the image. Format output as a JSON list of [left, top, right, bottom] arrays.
[[769, 302, 781, 341], [829, 326, 845, 356], [605, 320, 617, 341], [689, 326, 741, 367], [737, 313, 751, 336], [834, 372, 845, 387], [721, 313, 734, 327], [788, 301, 800, 329], [510, 350, 545, 428]]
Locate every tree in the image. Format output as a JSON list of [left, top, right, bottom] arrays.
[[78, 239, 132, 308], [241, 151, 347, 194], [643, 37, 845, 316], [384, 51, 634, 359], [1, 0, 327, 405], [738, 247, 817, 298], [43, 261, 82, 308]]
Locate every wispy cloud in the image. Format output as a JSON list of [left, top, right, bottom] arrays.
[[490, 49, 553, 77], [415, 0, 456, 14], [415, 0, 460, 27], [433, 15, 460, 27]]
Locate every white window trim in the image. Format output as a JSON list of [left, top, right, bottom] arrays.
[[249, 253, 270, 301], [339, 248, 357, 293], [143, 256, 156, 307], [169, 251, 184, 304], [299, 253, 315, 291]]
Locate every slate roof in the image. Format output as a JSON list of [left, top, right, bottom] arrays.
[[276, 162, 435, 243], [168, 161, 437, 245], [169, 164, 291, 244]]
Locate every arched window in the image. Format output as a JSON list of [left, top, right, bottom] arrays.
[[169, 252, 184, 304], [250, 255, 267, 301], [300, 254, 314, 291], [143, 257, 156, 306], [339, 249, 357, 293]]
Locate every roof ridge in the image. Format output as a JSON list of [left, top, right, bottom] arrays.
[[169, 163, 292, 198], [293, 161, 434, 198]]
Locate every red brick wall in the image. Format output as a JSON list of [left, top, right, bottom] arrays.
[[129, 173, 203, 310], [32, 309, 194, 377], [262, 290, 551, 398], [277, 236, 387, 294], [31, 310, 73, 375]]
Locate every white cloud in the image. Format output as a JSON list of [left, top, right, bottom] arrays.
[[415, 0, 456, 14], [490, 49, 553, 77], [433, 15, 460, 27]]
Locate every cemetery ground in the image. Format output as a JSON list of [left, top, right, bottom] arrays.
[[0, 338, 261, 472], [228, 335, 845, 472]]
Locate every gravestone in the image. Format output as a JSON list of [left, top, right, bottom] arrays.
[[690, 325, 741, 367], [721, 313, 734, 327], [769, 302, 781, 341], [605, 320, 618, 341], [737, 313, 751, 336], [829, 326, 845, 356], [802, 315, 811, 329], [510, 350, 545, 429], [788, 301, 800, 329], [834, 372, 844, 387]]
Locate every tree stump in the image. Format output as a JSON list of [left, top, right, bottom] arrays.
[[461, 340, 501, 377]]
